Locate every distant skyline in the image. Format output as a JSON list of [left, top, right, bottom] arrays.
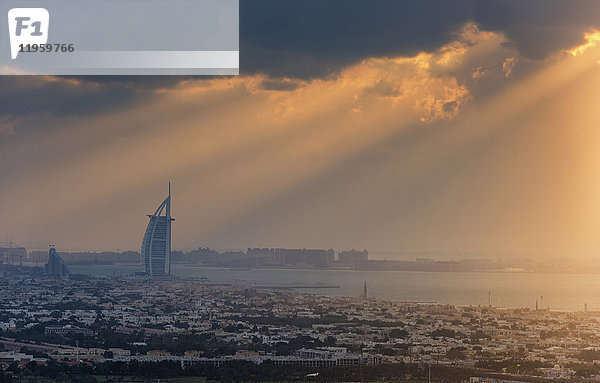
[[2, 1, 600, 258]]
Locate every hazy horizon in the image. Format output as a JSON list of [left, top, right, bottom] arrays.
[[3, 1, 600, 260]]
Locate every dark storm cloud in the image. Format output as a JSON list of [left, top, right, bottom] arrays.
[[240, 0, 474, 78], [0, 77, 133, 118], [240, 0, 600, 78], [1, 0, 599, 122], [0, 76, 188, 119], [258, 78, 302, 91], [473, 0, 600, 59]]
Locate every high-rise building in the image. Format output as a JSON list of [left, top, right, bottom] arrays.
[[0, 247, 27, 265], [142, 184, 174, 276], [338, 249, 368, 268], [46, 247, 72, 276]]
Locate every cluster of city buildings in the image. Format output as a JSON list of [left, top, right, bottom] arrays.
[[123, 347, 379, 368], [2, 186, 600, 382], [1, 189, 370, 275], [0, 268, 600, 381]]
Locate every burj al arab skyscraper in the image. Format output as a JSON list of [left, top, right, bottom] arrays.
[[142, 184, 174, 276]]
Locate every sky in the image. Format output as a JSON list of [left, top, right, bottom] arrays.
[[2, 0, 600, 258]]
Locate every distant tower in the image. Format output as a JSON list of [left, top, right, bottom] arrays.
[[46, 246, 72, 277], [540, 295, 544, 310], [362, 281, 368, 299], [142, 184, 174, 276], [535, 299, 538, 311]]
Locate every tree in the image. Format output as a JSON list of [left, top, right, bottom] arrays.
[[50, 310, 62, 318], [0, 371, 14, 383], [429, 328, 464, 339], [447, 347, 466, 360], [6, 363, 19, 375], [389, 329, 409, 339]]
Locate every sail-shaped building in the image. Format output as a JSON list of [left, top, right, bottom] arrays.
[[142, 184, 174, 276], [46, 246, 72, 277]]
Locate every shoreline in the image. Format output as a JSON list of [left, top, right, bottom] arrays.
[[68, 262, 600, 275]]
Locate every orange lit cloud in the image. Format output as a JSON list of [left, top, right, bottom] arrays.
[[472, 66, 488, 79], [0, 115, 22, 135], [568, 29, 600, 56], [502, 57, 517, 78]]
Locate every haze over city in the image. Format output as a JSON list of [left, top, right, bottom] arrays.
[[6, 2, 600, 382], [2, 1, 600, 259]]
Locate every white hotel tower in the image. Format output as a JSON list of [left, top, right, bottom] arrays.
[[142, 184, 174, 276]]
